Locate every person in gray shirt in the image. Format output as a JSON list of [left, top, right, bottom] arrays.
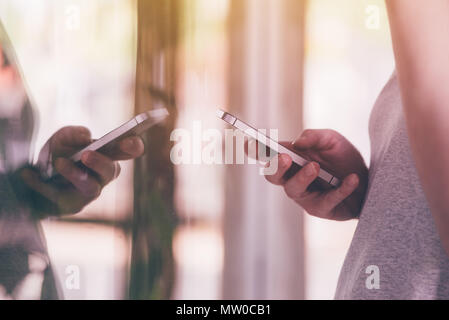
[[261, 1, 449, 299]]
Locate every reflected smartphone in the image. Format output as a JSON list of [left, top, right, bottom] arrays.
[[217, 109, 341, 188], [41, 108, 169, 179]]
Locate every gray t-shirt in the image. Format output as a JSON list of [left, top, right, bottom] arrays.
[[335, 72, 449, 299]]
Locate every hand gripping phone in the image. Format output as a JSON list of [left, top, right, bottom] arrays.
[[217, 109, 341, 188], [39, 108, 169, 180]]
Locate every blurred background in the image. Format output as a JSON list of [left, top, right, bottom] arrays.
[[0, 0, 394, 299]]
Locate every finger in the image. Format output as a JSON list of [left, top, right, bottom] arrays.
[[292, 129, 333, 151], [102, 136, 145, 161], [283, 162, 320, 200], [54, 158, 102, 199], [315, 174, 359, 213], [21, 168, 60, 203], [21, 169, 87, 214], [265, 154, 293, 185], [51, 126, 92, 157], [81, 151, 121, 185], [119, 136, 145, 158]]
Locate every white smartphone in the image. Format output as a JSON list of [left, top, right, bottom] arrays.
[[217, 109, 341, 188], [41, 108, 169, 179]]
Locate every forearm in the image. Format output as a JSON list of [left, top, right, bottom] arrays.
[[386, 1, 449, 253]]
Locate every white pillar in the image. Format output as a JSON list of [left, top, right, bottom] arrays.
[[223, 0, 305, 299]]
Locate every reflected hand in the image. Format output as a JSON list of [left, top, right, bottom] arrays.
[[250, 129, 368, 221], [21, 126, 145, 216]]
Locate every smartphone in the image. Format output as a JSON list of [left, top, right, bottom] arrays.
[[217, 109, 341, 188], [41, 108, 169, 179]]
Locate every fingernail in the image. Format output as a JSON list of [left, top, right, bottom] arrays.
[[121, 138, 136, 153], [305, 163, 317, 177], [348, 175, 359, 187], [279, 154, 289, 167], [79, 171, 89, 182], [295, 135, 307, 144], [292, 133, 305, 145], [81, 151, 93, 165]]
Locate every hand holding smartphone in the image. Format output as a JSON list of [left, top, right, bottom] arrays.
[[39, 108, 169, 180], [217, 109, 341, 188]]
